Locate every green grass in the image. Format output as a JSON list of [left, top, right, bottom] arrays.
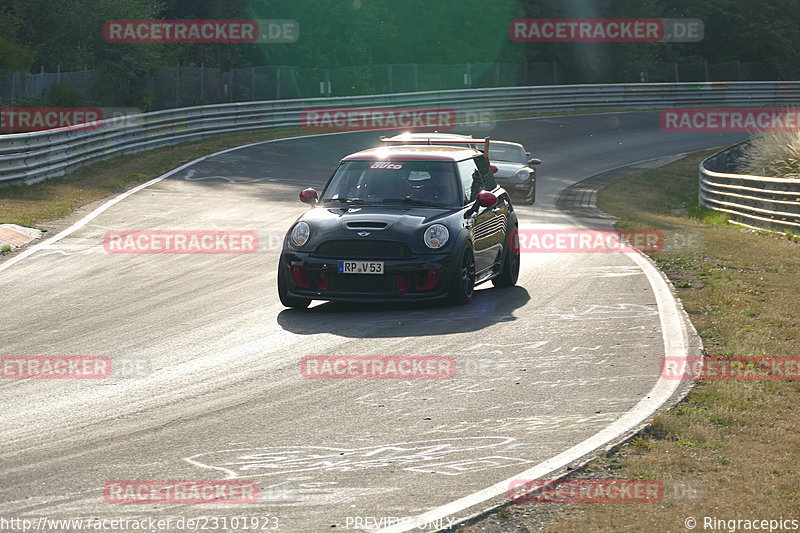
[[540, 150, 800, 532]]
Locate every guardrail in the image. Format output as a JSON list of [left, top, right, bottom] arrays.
[[699, 143, 800, 233], [3, 81, 800, 186]]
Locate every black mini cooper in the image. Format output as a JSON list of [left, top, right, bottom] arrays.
[[277, 142, 520, 308]]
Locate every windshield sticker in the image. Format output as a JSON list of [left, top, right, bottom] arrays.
[[369, 161, 404, 170]]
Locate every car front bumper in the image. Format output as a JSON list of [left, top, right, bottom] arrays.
[[495, 177, 533, 197], [280, 250, 456, 302]]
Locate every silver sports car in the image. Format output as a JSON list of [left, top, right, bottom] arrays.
[[488, 140, 541, 204]]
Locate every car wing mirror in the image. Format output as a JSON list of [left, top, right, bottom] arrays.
[[529, 158, 542, 166], [299, 188, 318, 205], [477, 191, 498, 207]]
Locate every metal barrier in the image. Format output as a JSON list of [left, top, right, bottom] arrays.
[[699, 142, 800, 232], [3, 81, 800, 186]]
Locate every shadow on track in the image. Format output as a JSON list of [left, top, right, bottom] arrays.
[[276, 285, 530, 338]]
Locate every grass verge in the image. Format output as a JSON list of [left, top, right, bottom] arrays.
[[459, 150, 800, 532], [0, 107, 665, 230], [548, 150, 800, 531], [0, 126, 315, 228]]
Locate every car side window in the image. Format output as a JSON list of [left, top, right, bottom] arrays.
[[457, 158, 483, 205], [474, 155, 497, 190]]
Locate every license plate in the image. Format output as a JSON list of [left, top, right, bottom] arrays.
[[338, 260, 384, 274]]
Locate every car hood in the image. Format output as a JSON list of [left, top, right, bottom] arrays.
[[492, 161, 527, 179], [303, 204, 454, 227], [292, 204, 461, 254]]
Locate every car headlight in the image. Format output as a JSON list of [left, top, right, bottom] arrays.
[[290, 221, 310, 247], [515, 169, 530, 181], [424, 224, 449, 249]]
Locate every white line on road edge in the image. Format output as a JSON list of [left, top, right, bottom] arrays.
[[0, 130, 361, 274], [373, 168, 692, 533]]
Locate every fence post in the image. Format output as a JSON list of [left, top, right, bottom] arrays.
[[200, 62, 204, 102], [251, 67, 255, 99], [736, 60, 742, 81], [673, 62, 679, 82], [552, 61, 557, 84], [413, 63, 418, 91], [276, 66, 281, 99], [10, 71, 16, 104], [388, 64, 393, 93], [704, 60, 709, 82]]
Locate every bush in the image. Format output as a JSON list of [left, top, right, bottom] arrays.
[[739, 127, 800, 178], [48, 83, 83, 107]]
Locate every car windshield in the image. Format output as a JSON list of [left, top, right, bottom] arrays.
[[322, 160, 460, 207], [489, 143, 528, 164]]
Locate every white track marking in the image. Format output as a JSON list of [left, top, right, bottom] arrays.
[[184, 168, 273, 183]]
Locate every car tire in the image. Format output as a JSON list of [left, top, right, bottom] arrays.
[[493, 227, 520, 287], [523, 184, 535, 204], [278, 264, 311, 309], [449, 244, 475, 305]]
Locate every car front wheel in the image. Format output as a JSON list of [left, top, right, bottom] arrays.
[[449, 244, 475, 305]]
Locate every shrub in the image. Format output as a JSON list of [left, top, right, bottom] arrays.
[[739, 127, 800, 178]]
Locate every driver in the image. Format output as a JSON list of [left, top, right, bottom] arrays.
[[425, 167, 456, 204]]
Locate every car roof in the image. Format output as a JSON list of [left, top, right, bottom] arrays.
[[343, 145, 481, 162], [490, 140, 524, 148]]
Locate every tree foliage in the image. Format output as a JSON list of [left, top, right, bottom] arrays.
[[1, 0, 799, 106]]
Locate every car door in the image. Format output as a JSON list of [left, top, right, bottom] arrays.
[[475, 155, 510, 273], [457, 157, 506, 279]]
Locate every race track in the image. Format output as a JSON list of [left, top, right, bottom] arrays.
[[0, 112, 747, 532]]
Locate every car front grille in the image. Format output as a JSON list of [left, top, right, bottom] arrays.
[[312, 240, 413, 259]]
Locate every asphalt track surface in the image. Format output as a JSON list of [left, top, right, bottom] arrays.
[[0, 112, 748, 532]]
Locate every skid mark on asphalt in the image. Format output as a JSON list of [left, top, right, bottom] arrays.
[[421, 413, 623, 436], [184, 437, 529, 480]]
